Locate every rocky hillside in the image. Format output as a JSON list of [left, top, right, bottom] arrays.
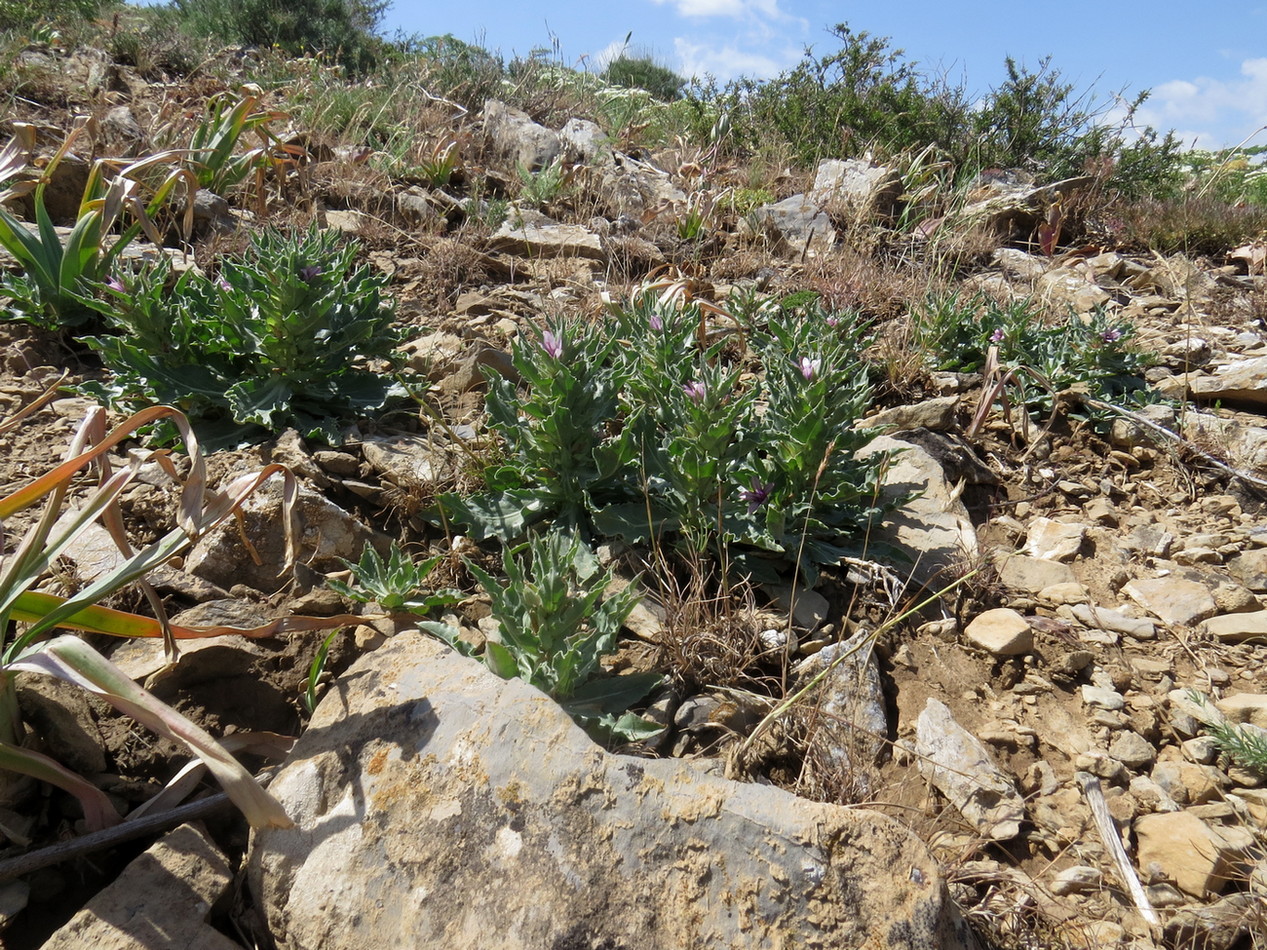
[[0, 34, 1264, 950]]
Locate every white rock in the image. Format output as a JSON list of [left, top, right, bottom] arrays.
[[1050, 865, 1102, 895], [964, 609, 1033, 656], [1201, 610, 1267, 643], [1135, 811, 1235, 897], [1123, 577, 1216, 627], [916, 698, 1023, 840], [1022, 517, 1086, 561]]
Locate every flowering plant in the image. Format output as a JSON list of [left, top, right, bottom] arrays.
[[449, 290, 898, 581], [82, 226, 403, 448]]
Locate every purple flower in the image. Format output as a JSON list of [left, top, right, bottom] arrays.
[[989, 327, 1005, 344], [541, 330, 564, 359], [298, 264, 324, 283], [683, 380, 707, 402], [216, 275, 233, 291], [649, 313, 663, 331], [798, 356, 821, 381], [739, 477, 774, 515], [105, 276, 125, 293], [825, 315, 839, 328], [1101, 328, 1123, 343]]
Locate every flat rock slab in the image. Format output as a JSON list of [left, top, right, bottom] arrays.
[[1200, 610, 1267, 643], [249, 633, 972, 950], [42, 822, 236, 950], [1123, 577, 1216, 627], [858, 435, 978, 590], [916, 698, 1023, 840], [1180, 355, 1267, 407], [490, 222, 606, 260]]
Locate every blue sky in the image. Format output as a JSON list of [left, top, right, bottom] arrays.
[[380, 0, 1267, 151]]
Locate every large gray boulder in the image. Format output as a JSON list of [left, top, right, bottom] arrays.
[[482, 99, 561, 171], [249, 633, 975, 950]]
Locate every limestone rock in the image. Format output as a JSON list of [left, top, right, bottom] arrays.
[[361, 434, 449, 487], [1022, 517, 1086, 561], [995, 554, 1076, 594], [1228, 549, 1267, 592], [189, 188, 235, 236], [1179, 355, 1267, 408], [558, 118, 609, 163], [490, 220, 606, 260], [916, 698, 1023, 840], [98, 104, 146, 155], [952, 175, 1093, 241], [964, 608, 1033, 656], [1107, 730, 1156, 770], [865, 395, 959, 432], [766, 582, 829, 630], [752, 193, 835, 256], [1050, 865, 1102, 896], [42, 823, 236, 949], [1081, 685, 1125, 711], [798, 630, 888, 777], [857, 435, 978, 588], [992, 247, 1047, 282], [1070, 603, 1156, 640], [1035, 265, 1111, 313], [482, 99, 560, 171], [57, 522, 128, 584], [1151, 761, 1222, 806], [1134, 810, 1234, 897], [1123, 577, 1216, 627], [1199, 610, 1267, 643], [1216, 693, 1267, 729], [249, 633, 971, 950], [1164, 894, 1263, 950], [186, 481, 385, 592], [808, 158, 901, 217]]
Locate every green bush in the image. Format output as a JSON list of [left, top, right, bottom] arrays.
[[169, 0, 388, 72], [719, 24, 972, 169], [0, 0, 96, 31], [711, 21, 1183, 200], [602, 54, 685, 102], [443, 294, 897, 583], [107, 5, 210, 76], [912, 293, 1153, 423], [409, 33, 506, 110], [83, 226, 403, 447]]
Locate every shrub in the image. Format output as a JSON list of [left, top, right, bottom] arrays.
[[722, 23, 972, 169], [1107, 195, 1267, 255], [0, 0, 96, 31], [602, 54, 685, 102], [169, 0, 388, 73], [912, 293, 1153, 424], [466, 529, 661, 742], [712, 21, 1184, 201], [83, 226, 403, 448], [107, 5, 211, 76], [409, 33, 506, 110]]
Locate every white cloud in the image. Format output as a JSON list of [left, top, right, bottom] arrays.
[[592, 38, 630, 69], [656, 0, 746, 16], [673, 36, 792, 81], [651, 0, 801, 26], [1126, 58, 1267, 149]]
